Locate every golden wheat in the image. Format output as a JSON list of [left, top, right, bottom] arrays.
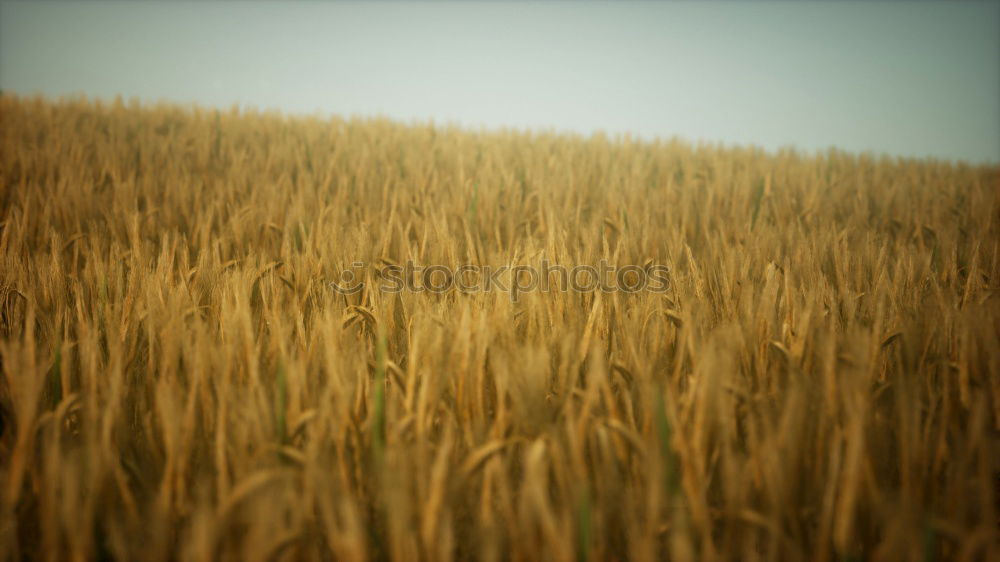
[[0, 94, 998, 561]]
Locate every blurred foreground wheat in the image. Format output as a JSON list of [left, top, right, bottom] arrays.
[[0, 95, 998, 561]]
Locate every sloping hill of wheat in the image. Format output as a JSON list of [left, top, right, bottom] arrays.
[[1, 94, 998, 561]]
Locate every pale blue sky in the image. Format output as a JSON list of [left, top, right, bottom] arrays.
[[2, 1, 998, 164]]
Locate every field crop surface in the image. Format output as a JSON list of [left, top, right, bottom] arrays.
[[0, 95, 998, 561]]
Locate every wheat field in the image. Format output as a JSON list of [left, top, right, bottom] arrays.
[[0, 94, 998, 561]]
